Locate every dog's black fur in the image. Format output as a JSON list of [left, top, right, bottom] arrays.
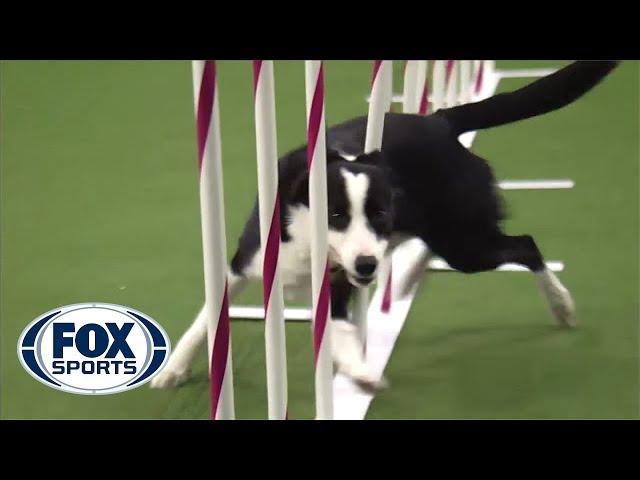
[[231, 61, 618, 320]]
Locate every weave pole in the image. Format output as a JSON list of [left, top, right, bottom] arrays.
[[384, 60, 394, 112], [191, 60, 235, 420], [474, 60, 485, 95], [252, 60, 288, 420], [402, 60, 420, 114], [416, 60, 429, 115], [432, 60, 446, 111], [459, 60, 472, 104], [445, 60, 458, 107], [381, 59, 428, 313], [354, 60, 391, 337], [304, 61, 333, 420], [381, 59, 421, 314]]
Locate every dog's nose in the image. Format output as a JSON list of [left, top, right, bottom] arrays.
[[355, 256, 377, 277]]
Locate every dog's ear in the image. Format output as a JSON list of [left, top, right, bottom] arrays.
[[287, 170, 310, 206], [355, 149, 385, 167], [288, 149, 344, 206]]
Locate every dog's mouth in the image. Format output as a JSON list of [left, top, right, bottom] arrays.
[[347, 273, 375, 288]]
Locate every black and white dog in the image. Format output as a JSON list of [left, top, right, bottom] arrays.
[[151, 61, 618, 391]]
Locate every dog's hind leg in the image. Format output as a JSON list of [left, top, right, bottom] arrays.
[[150, 271, 249, 389], [535, 266, 576, 327], [450, 234, 575, 327], [496, 234, 575, 328], [397, 242, 433, 299]]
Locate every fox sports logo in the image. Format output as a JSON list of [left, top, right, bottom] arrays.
[[18, 303, 171, 395]]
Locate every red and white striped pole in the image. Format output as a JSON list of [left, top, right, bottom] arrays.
[[445, 60, 458, 107], [459, 60, 472, 104], [417, 60, 430, 115], [381, 58, 424, 313], [384, 60, 393, 112], [356, 60, 390, 332], [304, 61, 333, 419], [402, 60, 420, 114], [474, 60, 485, 95], [191, 60, 235, 420], [403, 60, 429, 115], [252, 60, 288, 420], [431, 60, 446, 112]]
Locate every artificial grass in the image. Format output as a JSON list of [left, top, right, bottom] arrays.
[[1, 60, 637, 419]]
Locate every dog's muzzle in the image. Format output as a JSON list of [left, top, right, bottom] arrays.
[[347, 272, 376, 288], [348, 255, 378, 286]]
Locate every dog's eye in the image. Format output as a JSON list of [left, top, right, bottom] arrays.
[[329, 210, 350, 231]]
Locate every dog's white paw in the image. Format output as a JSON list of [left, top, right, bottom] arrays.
[[330, 319, 389, 393], [149, 366, 192, 389], [549, 288, 576, 328], [336, 360, 388, 393], [537, 269, 576, 328], [353, 373, 389, 394]]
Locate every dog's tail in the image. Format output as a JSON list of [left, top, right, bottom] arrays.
[[439, 61, 619, 136]]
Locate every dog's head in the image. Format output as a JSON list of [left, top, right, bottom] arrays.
[[290, 149, 395, 287]]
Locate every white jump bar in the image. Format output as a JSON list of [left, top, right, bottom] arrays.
[[496, 68, 558, 79], [498, 179, 575, 190], [376, 68, 559, 104], [230, 305, 312, 321]]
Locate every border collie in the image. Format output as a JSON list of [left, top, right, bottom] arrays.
[[151, 60, 619, 391]]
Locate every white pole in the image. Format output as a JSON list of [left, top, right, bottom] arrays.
[[459, 60, 472, 104], [366, 61, 390, 152], [380, 59, 423, 316], [304, 60, 334, 420], [353, 60, 390, 345], [416, 60, 429, 114], [191, 60, 235, 420], [485, 60, 496, 75], [472, 60, 482, 97], [252, 60, 288, 420], [384, 60, 394, 112], [402, 60, 420, 114], [445, 60, 458, 107], [431, 60, 446, 112]]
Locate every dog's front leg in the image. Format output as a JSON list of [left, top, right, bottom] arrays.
[[150, 271, 248, 389], [329, 271, 387, 393]]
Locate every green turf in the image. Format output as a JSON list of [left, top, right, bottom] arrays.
[[1, 60, 637, 419]]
